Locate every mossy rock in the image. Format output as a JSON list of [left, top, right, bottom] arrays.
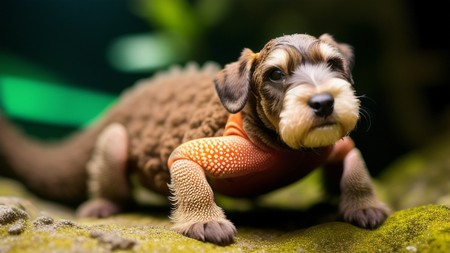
[[2, 139, 450, 253], [1, 192, 449, 253], [380, 133, 450, 210]]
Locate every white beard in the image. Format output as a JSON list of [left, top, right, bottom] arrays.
[[278, 69, 359, 149]]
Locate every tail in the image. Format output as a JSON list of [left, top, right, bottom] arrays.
[[0, 115, 99, 206]]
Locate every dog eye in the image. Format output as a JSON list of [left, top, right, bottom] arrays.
[[327, 58, 343, 71], [268, 69, 285, 82]]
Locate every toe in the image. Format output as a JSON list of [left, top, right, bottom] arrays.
[[175, 219, 236, 245], [76, 198, 122, 218]]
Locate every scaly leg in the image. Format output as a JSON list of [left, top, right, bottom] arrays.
[[76, 123, 131, 218], [169, 159, 236, 245], [168, 135, 273, 245]]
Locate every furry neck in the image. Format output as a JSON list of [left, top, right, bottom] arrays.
[[240, 96, 290, 151]]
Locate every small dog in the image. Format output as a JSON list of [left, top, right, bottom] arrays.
[[165, 33, 390, 244], [0, 33, 390, 246]]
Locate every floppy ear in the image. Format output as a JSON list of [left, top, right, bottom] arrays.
[[319, 33, 354, 69], [319, 34, 355, 84], [214, 48, 258, 113]]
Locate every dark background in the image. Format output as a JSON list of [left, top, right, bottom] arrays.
[[0, 0, 449, 176]]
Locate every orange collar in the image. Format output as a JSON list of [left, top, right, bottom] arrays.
[[223, 113, 249, 139]]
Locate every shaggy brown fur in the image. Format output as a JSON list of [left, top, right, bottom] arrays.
[[0, 63, 228, 205]]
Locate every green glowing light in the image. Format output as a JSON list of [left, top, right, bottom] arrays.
[[0, 76, 116, 127], [107, 33, 184, 72]]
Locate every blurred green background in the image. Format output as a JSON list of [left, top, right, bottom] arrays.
[[0, 0, 448, 176]]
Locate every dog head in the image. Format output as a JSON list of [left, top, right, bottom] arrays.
[[214, 33, 360, 149]]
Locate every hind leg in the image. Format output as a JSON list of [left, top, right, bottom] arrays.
[[76, 123, 131, 218]]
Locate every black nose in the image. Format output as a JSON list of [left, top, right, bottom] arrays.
[[308, 93, 334, 117]]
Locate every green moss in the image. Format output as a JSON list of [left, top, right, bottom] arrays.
[[231, 205, 450, 253], [380, 134, 450, 210], [1, 203, 449, 252], [1, 176, 450, 252], [353, 205, 450, 252]]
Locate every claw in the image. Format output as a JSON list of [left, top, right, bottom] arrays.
[[76, 198, 122, 218], [174, 219, 236, 245], [343, 206, 390, 229]]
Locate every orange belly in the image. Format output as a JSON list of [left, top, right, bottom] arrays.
[[208, 146, 332, 197]]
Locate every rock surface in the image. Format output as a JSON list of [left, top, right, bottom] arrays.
[[1, 176, 449, 253], [379, 134, 450, 210]]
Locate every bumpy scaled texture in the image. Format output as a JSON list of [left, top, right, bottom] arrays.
[[170, 136, 272, 178]]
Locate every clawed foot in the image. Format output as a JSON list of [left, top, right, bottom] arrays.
[[173, 219, 236, 246], [341, 204, 390, 229], [76, 198, 123, 218]]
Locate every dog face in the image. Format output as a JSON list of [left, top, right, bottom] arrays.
[[214, 34, 360, 149]]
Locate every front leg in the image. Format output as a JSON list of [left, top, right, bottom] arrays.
[[339, 148, 390, 228], [169, 159, 236, 245], [168, 136, 272, 245], [325, 137, 391, 228]]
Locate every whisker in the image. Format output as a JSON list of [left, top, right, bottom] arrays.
[[356, 94, 376, 104], [356, 94, 374, 132], [359, 106, 372, 132]]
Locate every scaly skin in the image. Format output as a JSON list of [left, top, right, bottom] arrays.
[[169, 113, 333, 196], [169, 113, 275, 179], [166, 113, 374, 245]]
